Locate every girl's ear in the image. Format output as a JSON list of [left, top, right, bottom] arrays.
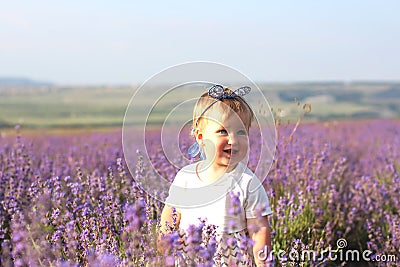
[[194, 128, 203, 142]]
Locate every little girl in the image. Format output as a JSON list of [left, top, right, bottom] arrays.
[[159, 84, 273, 266]]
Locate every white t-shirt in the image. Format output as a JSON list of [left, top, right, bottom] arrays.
[[165, 162, 272, 234]]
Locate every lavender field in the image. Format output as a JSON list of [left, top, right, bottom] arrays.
[[0, 119, 399, 266]]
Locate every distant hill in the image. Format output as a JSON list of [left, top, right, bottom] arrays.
[[373, 87, 400, 99], [0, 81, 400, 129], [0, 77, 53, 87]]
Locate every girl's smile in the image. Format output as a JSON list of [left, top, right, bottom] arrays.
[[223, 148, 238, 157]]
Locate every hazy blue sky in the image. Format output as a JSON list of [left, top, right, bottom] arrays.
[[1, 1, 399, 85]]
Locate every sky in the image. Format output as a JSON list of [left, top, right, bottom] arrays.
[[0, 0, 399, 85]]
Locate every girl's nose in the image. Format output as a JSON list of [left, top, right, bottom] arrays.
[[228, 134, 237, 144]]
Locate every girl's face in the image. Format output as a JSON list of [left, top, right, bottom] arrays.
[[196, 111, 249, 171]]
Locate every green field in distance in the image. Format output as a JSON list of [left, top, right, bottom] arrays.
[[1, 82, 399, 130]]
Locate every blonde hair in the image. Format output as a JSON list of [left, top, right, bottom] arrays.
[[192, 88, 254, 133]]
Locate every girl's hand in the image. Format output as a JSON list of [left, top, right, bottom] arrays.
[[247, 216, 273, 267]]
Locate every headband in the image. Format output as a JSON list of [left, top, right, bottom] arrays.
[[194, 84, 251, 127]]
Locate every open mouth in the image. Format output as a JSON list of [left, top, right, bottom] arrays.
[[223, 149, 238, 156]]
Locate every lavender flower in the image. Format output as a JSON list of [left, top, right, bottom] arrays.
[[0, 119, 398, 266]]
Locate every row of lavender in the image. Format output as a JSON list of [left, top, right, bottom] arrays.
[[0, 120, 399, 266]]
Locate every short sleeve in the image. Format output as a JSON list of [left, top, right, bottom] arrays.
[[244, 175, 272, 218]]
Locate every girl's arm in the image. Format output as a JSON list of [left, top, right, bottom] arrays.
[[159, 205, 181, 234], [157, 205, 181, 253], [247, 216, 272, 267]]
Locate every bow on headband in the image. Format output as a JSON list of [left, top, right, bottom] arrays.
[[187, 84, 251, 159], [208, 84, 251, 100]]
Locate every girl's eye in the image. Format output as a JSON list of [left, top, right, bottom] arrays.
[[218, 129, 228, 135], [238, 130, 247, 136]]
